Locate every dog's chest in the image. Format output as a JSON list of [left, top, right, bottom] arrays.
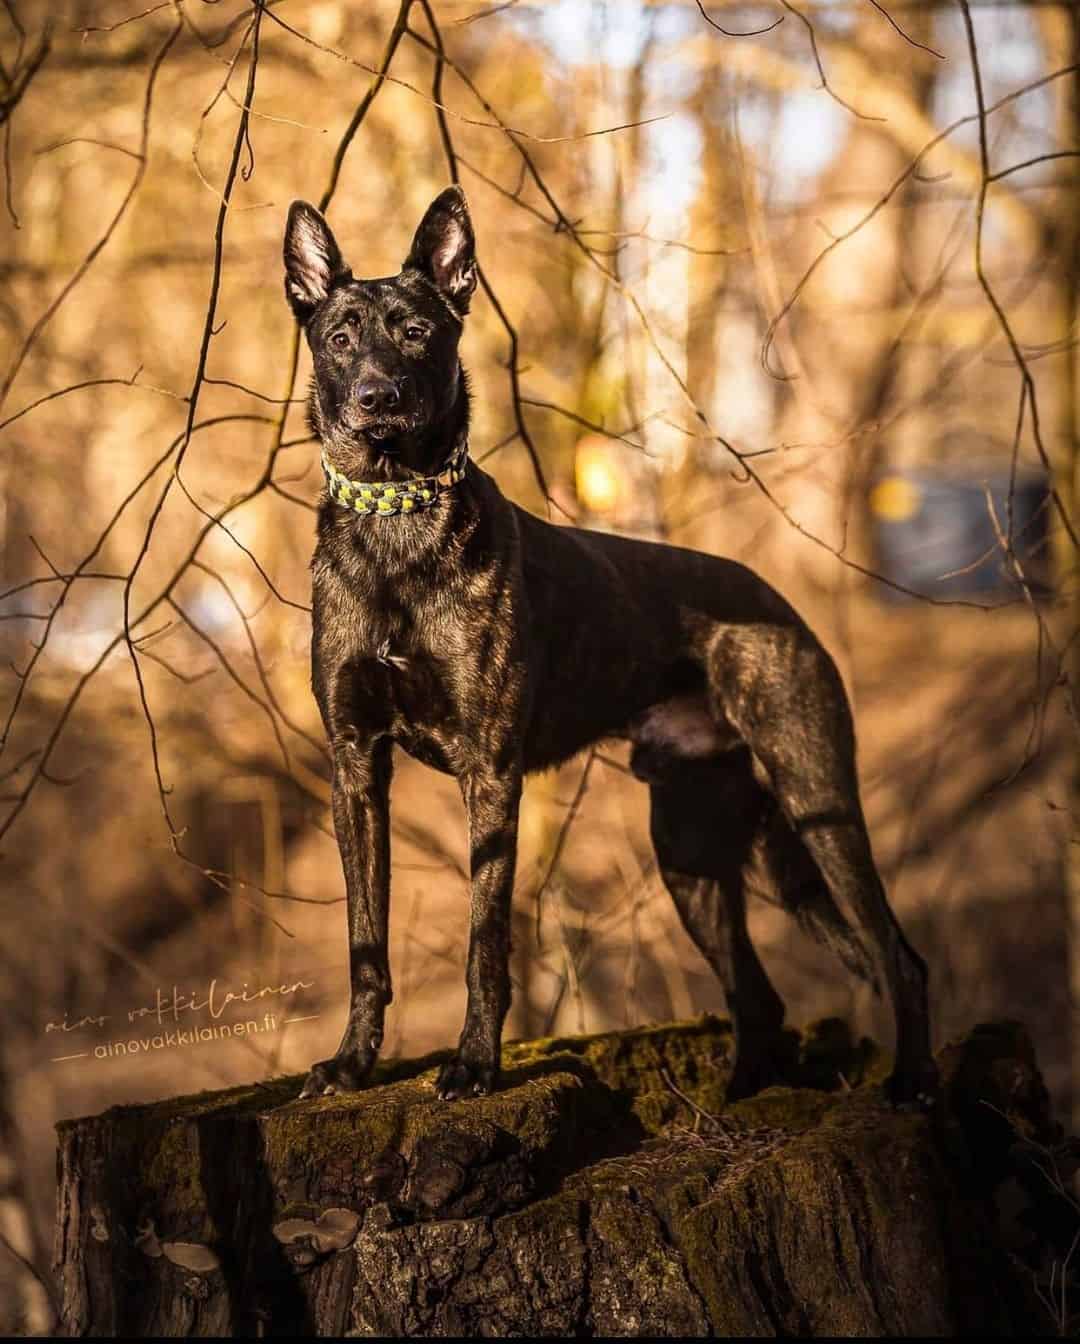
[[382, 657, 466, 773], [316, 581, 476, 772]]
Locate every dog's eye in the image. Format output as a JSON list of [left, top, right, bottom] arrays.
[[404, 325, 425, 341], [331, 331, 350, 350]]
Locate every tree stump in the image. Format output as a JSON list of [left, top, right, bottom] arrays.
[[54, 1016, 1069, 1336]]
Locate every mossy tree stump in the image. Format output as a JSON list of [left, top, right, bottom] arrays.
[[54, 1017, 1070, 1336]]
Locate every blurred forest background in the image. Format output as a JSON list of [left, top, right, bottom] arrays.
[[1, 0, 1078, 1331]]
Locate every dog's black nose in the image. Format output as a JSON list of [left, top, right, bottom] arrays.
[[355, 378, 400, 414]]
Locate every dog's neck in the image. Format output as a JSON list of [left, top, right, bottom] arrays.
[[314, 374, 479, 573]]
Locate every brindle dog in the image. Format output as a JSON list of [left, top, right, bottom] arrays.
[[284, 186, 937, 1107]]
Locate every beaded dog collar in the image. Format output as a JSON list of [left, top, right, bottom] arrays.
[[321, 433, 468, 517]]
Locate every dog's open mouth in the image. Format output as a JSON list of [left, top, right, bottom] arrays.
[[352, 417, 417, 448], [364, 422, 400, 442]]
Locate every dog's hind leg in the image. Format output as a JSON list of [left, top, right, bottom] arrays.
[[645, 749, 790, 1101], [711, 626, 936, 1107]]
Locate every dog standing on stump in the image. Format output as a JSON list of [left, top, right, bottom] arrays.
[[283, 185, 937, 1107]]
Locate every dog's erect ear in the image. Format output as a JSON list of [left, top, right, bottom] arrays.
[[284, 201, 351, 322], [403, 186, 477, 316]]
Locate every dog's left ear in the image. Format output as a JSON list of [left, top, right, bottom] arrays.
[[404, 186, 477, 316]]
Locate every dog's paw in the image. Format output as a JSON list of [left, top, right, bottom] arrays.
[[726, 1062, 779, 1104], [298, 1051, 373, 1100], [885, 1059, 940, 1112], [435, 1054, 498, 1101]]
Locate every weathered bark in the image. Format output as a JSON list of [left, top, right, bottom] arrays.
[[54, 1016, 1071, 1337]]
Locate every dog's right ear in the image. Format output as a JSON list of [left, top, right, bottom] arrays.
[[284, 201, 351, 323]]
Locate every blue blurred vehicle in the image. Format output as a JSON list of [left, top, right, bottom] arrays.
[[868, 463, 1053, 604]]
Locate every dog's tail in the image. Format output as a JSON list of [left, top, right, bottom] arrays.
[[793, 899, 880, 993], [751, 811, 881, 994]]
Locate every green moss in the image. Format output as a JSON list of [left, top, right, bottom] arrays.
[[57, 1075, 292, 1137], [502, 1013, 735, 1136], [669, 1088, 941, 1335], [63, 1015, 885, 1239], [258, 1066, 587, 1177], [140, 1118, 204, 1221], [725, 1084, 841, 1132], [260, 1079, 417, 1180]]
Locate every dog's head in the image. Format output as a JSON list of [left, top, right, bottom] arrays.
[[284, 186, 476, 475]]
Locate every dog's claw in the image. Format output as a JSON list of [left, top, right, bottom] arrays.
[[298, 1050, 374, 1100], [885, 1060, 940, 1112], [435, 1054, 497, 1101]]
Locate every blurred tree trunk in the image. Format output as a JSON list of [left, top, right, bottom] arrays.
[[761, 7, 939, 620], [671, 82, 742, 553], [0, 1051, 52, 1333]]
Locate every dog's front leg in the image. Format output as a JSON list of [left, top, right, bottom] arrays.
[[300, 733, 393, 1098], [436, 767, 522, 1100]]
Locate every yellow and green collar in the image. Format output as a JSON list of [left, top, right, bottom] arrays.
[[321, 435, 468, 517]]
